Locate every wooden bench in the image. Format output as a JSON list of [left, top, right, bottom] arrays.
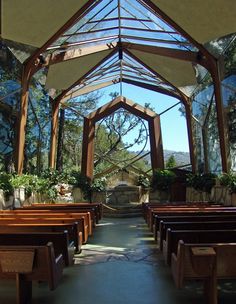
[[20, 203, 101, 225], [0, 222, 82, 253], [0, 231, 74, 266], [158, 220, 236, 250], [0, 242, 64, 304], [154, 214, 236, 241], [149, 208, 236, 232], [171, 241, 236, 304], [163, 229, 236, 266], [5, 211, 92, 238], [0, 213, 89, 244]]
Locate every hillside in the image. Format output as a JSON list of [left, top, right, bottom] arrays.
[[133, 150, 190, 167]]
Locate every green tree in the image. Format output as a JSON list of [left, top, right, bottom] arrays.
[[166, 155, 176, 168]]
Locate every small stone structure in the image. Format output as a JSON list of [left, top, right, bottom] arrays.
[[106, 184, 141, 205]]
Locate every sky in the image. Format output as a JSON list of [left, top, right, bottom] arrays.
[[96, 82, 189, 153]]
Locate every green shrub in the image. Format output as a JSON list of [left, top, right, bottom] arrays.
[[136, 174, 150, 188], [186, 173, 216, 193], [151, 169, 176, 191]]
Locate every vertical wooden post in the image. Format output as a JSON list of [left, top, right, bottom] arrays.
[[49, 100, 60, 169], [149, 115, 164, 171], [209, 58, 228, 173], [16, 273, 32, 304], [81, 117, 95, 180], [184, 99, 197, 173], [16, 64, 32, 174]]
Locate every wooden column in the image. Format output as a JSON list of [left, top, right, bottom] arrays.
[[81, 117, 95, 180], [149, 115, 164, 171], [16, 65, 32, 174], [209, 58, 228, 173], [184, 100, 197, 173], [49, 100, 60, 168]]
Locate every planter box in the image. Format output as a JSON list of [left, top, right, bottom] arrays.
[[231, 193, 236, 206], [91, 191, 106, 203], [211, 185, 231, 206], [72, 187, 86, 202], [149, 190, 170, 203]]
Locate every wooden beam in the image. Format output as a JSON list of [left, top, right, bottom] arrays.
[[81, 117, 95, 180], [149, 116, 164, 171], [122, 78, 181, 100], [45, 43, 117, 66], [184, 99, 196, 173], [207, 58, 229, 173], [122, 42, 200, 64], [49, 100, 60, 169], [16, 65, 32, 174]]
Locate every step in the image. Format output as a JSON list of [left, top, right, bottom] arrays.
[[103, 203, 143, 218]]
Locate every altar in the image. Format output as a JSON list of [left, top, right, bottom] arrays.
[[106, 183, 142, 205]]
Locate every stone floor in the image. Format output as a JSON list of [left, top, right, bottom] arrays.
[[0, 217, 236, 303]]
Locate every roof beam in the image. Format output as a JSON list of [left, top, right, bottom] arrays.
[[122, 42, 199, 64], [45, 43, 117, 66], [121, 78, 181, 100]]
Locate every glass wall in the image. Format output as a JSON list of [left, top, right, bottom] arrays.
[[0, 42, 51, 174], [191, 34, 236, 173]]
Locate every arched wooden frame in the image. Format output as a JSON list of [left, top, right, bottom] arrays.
[[81, 96, 164, 180]]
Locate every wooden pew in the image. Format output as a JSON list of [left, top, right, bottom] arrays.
[[149, 208, 236, 232], [0, 222, 81, 253], [0, 242, 64, 304], [0, 218, 83, 248], [0, 231, 74, 266], [154, 214, 236, 241], [14, 207, 96, 229], [1, 210, 92, 238], [158, 221, 236, 250], [163, 229, 236, 266], [171, 241, 236, 304], [0, 213, 89, 244], [20, 203, 101, 225]]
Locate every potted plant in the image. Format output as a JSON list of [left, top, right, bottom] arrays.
[[70, 171, 91, 202], [214, 173, 233, 205], [136, 174, 150, 203], [186, 173, 216, 202], [216, 172, 236, 206], [0, 173, 14, 209], [90, 177, 107, 202], [150, 169, 176, 202]]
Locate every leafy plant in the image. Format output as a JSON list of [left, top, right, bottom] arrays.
[[218, 172, 236, 193], [151, 169, 176, 191], [186, 173, 216, 193], [90, 177, 107, 193], [137, 174, 150, 189], [0, 172, 14, 198]]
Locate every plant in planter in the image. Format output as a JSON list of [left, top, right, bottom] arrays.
[[136, 174, 150, 189], [218, 173, 236, 206], [70, 171, 91, 201], [90, 177, 107, 202], [186, 173, 216, 202], [0, 173, 14, 207], [150, 169, 176, 202], [136, 174, 150, 203]]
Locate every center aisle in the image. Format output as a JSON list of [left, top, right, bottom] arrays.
[[48, 217, 203, 304]]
